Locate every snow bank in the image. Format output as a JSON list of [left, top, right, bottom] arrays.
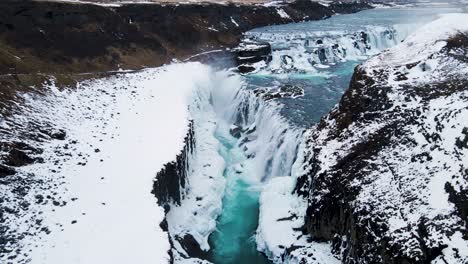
[[256, 176, 305, 260], [365, 13, 468, 84], [1, 63, 213, 264], [276, 8, 290, 19]]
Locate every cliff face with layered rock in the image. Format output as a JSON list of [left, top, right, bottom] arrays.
[[152, 121, 194, 211], [293, 13, 468, 264]]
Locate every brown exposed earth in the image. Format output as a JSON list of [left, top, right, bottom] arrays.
[[0, 0, 371, 76]]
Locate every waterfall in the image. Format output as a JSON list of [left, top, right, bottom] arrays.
[[208, 70, 304, 264], [244, 24, 415, 74], [165, 23, 418, 264], [164, 66, 304, 263], [212, 74, 303, 182]]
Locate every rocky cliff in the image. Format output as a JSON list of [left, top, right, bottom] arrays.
[[152, 121, 194, 211], [294, 13, 468, 264]]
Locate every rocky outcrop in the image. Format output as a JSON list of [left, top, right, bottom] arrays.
[[151, 121, 195, 263], [293, 14, 468, 264], [329, 1, 374, 14], [254, 84, 304, 100], [234, 40, 272, 73], [152, 121, 194, 212]]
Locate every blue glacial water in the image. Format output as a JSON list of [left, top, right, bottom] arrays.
[[245, 61, 358, 126], [208, 124, 271, 264], [245, 5, 465, 127], [208, 4, 466, 264]]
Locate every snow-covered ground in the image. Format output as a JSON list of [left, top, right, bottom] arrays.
[[1, 55, 303, 264], [1, 63, 217, 264], [365, 13, 468, 82], [3, 7, 467, 264], [256, 140, 340, 264]]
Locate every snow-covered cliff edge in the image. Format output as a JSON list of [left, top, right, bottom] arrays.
[[0, 63, 217, 264]]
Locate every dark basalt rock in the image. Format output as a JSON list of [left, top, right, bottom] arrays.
[[150, 121, 196, 261], [329, 1, 373, 14], [0, 164, 16, 178], [281, 54, 294, 65], [176, 234, 208, 260], [1, 141, 44, 170], [254, 84, 304, 101], [446, 182, 468, 234], [279, 84, 304, 97], [233, 39, 274, 73], [5, 149, 36, 167], [152, 121, 194, 210], [47, 129, 67, 140], [229, 125, 242, 139], [455, 127, 468, 149], [238, 64, 257, 74], [235, 41, 272, 63], [315, 48, 328, 63]]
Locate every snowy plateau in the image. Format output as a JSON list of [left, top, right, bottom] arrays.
[[0, 64, 216, 263]]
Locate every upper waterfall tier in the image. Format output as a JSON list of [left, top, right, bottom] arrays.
[[240, 7, 464, 75], [245, 24, 412, 74]]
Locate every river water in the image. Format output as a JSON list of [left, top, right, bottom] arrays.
[[208, 123, 271, 264], [207, 4, 465, 264]]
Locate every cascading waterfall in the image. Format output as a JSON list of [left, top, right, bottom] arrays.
[[163, 67, 303, 263], [245, 24, 415, 74], [207, 72, 303, 263], [211, 77, 303, 182], [166, 25, 412, 263], [164, 7, 466, 264]]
